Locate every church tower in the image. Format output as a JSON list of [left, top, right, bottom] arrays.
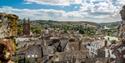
[[23, 18, 30, 36]]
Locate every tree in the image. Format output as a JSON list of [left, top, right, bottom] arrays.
[[31, 26, 41, 35]]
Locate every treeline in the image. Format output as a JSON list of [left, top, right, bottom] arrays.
[[17, 20, 98, 36]]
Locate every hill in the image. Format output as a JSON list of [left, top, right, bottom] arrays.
[[99, 21, 121, 28], [30, 20, 100, 27]]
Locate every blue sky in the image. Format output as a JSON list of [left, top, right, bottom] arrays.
[[0, 0, 80, 12], [0, 0, 125, 23]]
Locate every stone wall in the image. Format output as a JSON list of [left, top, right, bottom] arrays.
[[0, 13, 18, 38]]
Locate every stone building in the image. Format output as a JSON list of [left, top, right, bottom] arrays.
[[23, 18, 30, 36], [17, 44, 43, 63], [118, 5, 125, 39], [0, 13, 18, 63], [0, 13, 18, 38], [0, 13, 18, 53]]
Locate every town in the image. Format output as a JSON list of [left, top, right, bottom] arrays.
[[0, 3, 125, 63]]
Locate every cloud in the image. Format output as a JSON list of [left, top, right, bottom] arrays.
[[24, 0, 82, 5], [24, 0, 125, 19], [0, 6, 85, 21], [0, 6, 122, 23], [79, 0, 125, 20], [25, 0, 70, 5], [0, 6, 65, 20], [1, 0, 125, 23]]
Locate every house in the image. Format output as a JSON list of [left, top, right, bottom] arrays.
[[17, 44, 43, 63]]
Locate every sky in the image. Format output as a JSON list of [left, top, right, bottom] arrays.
[[0, 0, 125, 23]]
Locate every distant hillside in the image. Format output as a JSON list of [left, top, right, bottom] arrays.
[[99, 21, 121, 28], [30, 20, 100, 27], [21, 19, 122, 28]]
